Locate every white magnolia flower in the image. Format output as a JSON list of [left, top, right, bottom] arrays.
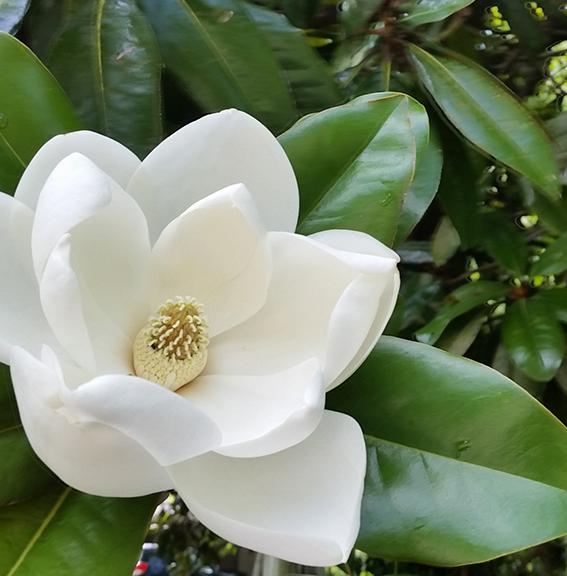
[[1, 110, 399, 566]]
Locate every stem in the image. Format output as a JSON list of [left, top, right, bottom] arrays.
[[381, 57, 392, 92]]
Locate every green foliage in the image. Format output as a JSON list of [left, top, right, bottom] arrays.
[[328, 337, 567, 565], [0, 33, 80, 193], [280, 92, 430, 245], [46, 0, 163, 158]]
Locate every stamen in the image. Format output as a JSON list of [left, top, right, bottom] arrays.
[[133, 296, 209, 391]]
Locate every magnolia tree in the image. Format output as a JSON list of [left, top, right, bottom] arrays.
[[0, 0, 567, 575]]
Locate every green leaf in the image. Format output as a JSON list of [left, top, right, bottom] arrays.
[[24, 0, 67, 61], [531, 231, 567, 276], [399, 0, 475, 27], [408, 44, 560, 199], [480, 211, 528, 275], [47, 0, 162, 158], [0, 486, 160, 575], [437, 311, 486, 356], [279, 92, 427, 246], [0, 364, 55, 506], [430, 215, 460, 266], [533, 288, 567, 324], [0, 33, 80, 194], [281, 0, 319, 28], [395, 123, 443, 243], [139, 0, 341, 134], [530, 194, 567, 236], [0, 0, 30, 33], [339, 0, 384, 34], [327, 336, 567, 565], [437, 126, 482, 248], [502, 298, 565, 382], [498, 0, 548, 54], [242, 2, 342, 116], [415, 280, 508, 345]]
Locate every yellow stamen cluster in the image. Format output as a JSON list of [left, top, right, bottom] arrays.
[[133, 297, 209, 391]]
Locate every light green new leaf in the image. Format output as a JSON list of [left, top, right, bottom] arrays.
[[139, 0, 341, 134], [502, 298, 565, 382], [279, 92, 427, 246], [408, 44, 560, 198], [0, 364, 55, 506], [531, 231, 567, 276], [416, 280, 508, 345], [0, 487, 160, 576], [47, 0, 162, 158], [327, 337, 567, 565], [0, 33, 80, 194], [399, 0, 475, 27], [0, 0, 30, 33]]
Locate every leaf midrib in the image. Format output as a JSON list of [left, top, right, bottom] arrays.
[[410, 45, 545, 187], [176, 0, 255, 111], [366, 434, 567, 494], [6, 487, 71, 576], [297, 94, 407, 226]]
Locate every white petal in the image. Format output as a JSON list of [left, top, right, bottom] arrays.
[[10, 346, 172, 497], [167, 411, 366, 566], [32, 153, 112, 280], [40, 235, 97, 373], [206, 232, 397, 389], [15, 131, 140, 210], [152, 184, 270, 337], [63, 374, 222, 467], [309, 229, 400, 262], [127, 109, 299, 242], [35, 155, 152, 374], [309, 230, 400, 389], [0, 193, 55, 363], [180, 358, 324, 458]]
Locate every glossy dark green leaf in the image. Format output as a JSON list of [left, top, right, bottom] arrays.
[[281, 0, 319, 28], [415, 281, 508, 345], [0, 364, 55, 506], [243, 2, 342, 117], [139, 0, 341, 134], [0, 0, 30, 33], [437, 126, 481, 248], [22, 0, 66, 60], [0, 33, 80, 194], [530, 194, 567, 235], [498, 0, 548, 53], [47, 0, 162, 158], [399, 0, 474, 27], [531, 231, 567, 276], [437, 310, 486, 356], [327, 337, 567, 565], [533, 288, 567, 324], [395, 124, 443, 243], [339, 0, 384, 34], [480, 211, 528, 275], [431, 216, 460, 266], [0, 487, 160, 575], [502, 298, 565, 382], [280, 92, 427, 245], [408, 44, 561, 199]]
